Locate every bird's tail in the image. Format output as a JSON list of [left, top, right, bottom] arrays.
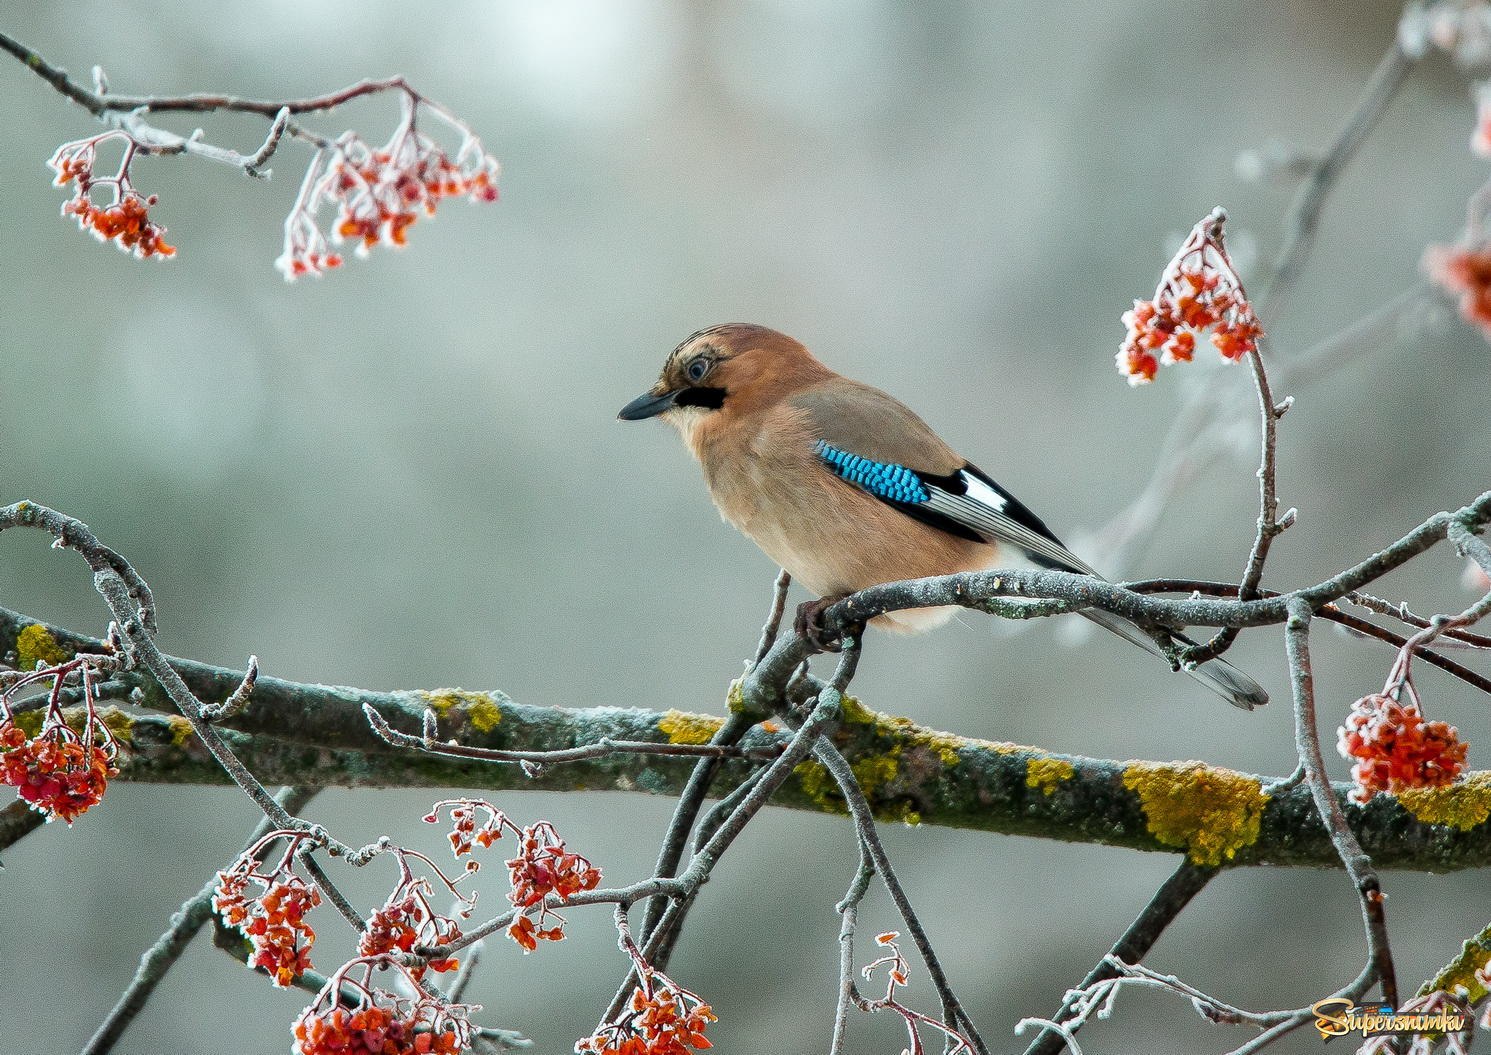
[[1079, 609, 1268, 711]]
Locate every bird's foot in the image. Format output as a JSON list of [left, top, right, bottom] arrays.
[[794, 594, 851, 652]]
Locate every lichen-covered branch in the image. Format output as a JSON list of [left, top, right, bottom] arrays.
[[9, 606, 1491, 870]]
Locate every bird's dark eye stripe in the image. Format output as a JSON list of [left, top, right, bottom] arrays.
[[673, 386, 726, 409]]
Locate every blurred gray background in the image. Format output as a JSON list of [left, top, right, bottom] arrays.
[[2, 1, 1489, 1052]]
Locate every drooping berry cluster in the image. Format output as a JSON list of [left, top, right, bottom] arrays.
[[425, 800, 601, 952], [0, 719, 118, 823], [1117, 208, 1263, 385], [426, 798, 506, 861], [1338, 692, 1468, 803], [277, 94, 499, 280], [213, 832, 323, 987], [292, 956, 477, 1055], [359, 849, 473, 980], [47, 132, 175, 259], [575, 969, 716, 1055], [1, 643, 122, 824], [505, 820, 603, 952]]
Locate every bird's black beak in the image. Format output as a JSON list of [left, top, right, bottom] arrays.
[[617, 389, 678, 421]]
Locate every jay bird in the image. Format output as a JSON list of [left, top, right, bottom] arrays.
[[619, 323, 1267, 710]]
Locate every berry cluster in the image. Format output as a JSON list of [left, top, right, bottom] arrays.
[[426, 800, 600, 952], [277, 98, 499, 280], [292, 957, 476, 1055], [48, 132, 175, 259], [1117, 208, 1263, 385], [360, 886, 462, 980], [425, 798, 507, 862], [1338, 692, 1468, 803], [1, 649, 122, 824], [1424, 242, 1491, 339], [359, 849, 474, 980], [0, 719, 118, 824], [575, 971, 716, 1055], [859, 932, 975, 1055], [506, 820, 602, 952], [213, 834, 323, 987]]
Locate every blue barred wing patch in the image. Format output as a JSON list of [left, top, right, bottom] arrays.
[[815, 441, 929, 504]]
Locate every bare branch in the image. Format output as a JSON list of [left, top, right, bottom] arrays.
[[363, 701, 781, 766], [1022, 861, 1218, 1055], [1284, 599, 1396, 1005], [200, 656, 258, 722], [816, 737, 988, 1055]]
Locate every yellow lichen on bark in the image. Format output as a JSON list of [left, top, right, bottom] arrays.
[[1398, 772, 1491, 831], [1026, 756, 1074, 795], [16, 624, 67, 671], [418, 689, 503, 733], [658, 709, 725, 745], [1123, 760, 1268, 866]]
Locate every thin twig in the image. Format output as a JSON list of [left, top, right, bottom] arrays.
[[1343, 590, 1491, 649], [602, 686, 845, 1023], [200, 655, 258, 722], [363, 703, 780, 766], [1022, 860, 1219, 1055], [1125, 577, 1491, 697], [1284, 598, 1396, 1007], [754, 569, 793, 665], [635, 711, 755, 945], [815, 738, 989, 1055], [829, 847, 876, 1055], [443, 941, 483, 1004], [1183, 336, 1292, 665], [1255, 40, 1415, 315], [691, 761, 771, 853]]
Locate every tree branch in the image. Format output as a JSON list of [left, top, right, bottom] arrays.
[[11, 658, 1491, 871], [1284, 599, 1396, 1005], [1022, 860, 1218, 1055]]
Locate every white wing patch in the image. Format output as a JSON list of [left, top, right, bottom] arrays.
[[921, 471, 1100, 577], [962, 473, 1010, 513]]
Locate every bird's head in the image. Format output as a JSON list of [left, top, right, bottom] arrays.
[[618, 323, 826, 436]]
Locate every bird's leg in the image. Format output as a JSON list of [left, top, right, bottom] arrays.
[[794, 593, 851, 652]]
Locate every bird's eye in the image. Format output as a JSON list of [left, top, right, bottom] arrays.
[[686, 358, 710, 383]]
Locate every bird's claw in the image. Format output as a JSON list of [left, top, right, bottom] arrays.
[[794, 596, 851, 652]]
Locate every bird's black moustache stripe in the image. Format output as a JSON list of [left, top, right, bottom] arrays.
[[673, 386, 726, 410]]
